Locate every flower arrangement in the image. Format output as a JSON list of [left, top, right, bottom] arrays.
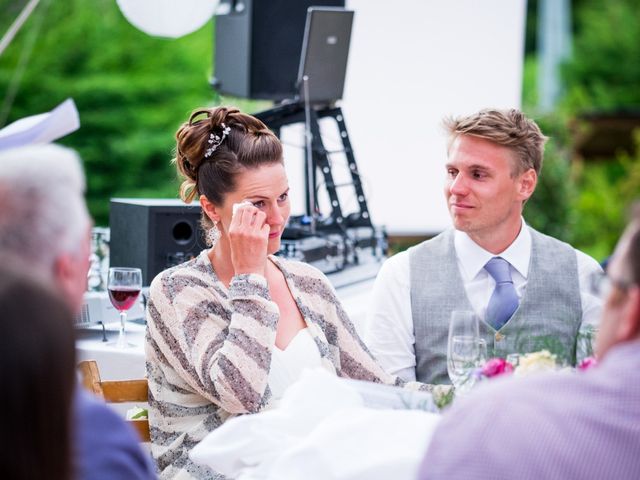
[[436, 351, 599, 410], [470, 350, 554, 383], [432, 384, 456, 410], [476, 350, 587, 380]]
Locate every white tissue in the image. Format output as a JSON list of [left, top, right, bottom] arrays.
[[232, 201, 254, 217]]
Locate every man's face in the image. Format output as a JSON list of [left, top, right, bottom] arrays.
[[444, 135, 536, 245]]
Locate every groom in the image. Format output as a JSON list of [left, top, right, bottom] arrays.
[[365, 108, 603, 384]]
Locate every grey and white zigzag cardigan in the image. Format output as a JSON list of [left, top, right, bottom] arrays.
[[145, 250, 425, 479]]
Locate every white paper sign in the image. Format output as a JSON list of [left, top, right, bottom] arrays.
[[0, 98, 80, 150]]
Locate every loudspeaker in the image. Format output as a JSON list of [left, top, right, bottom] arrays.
[[212, 0, 345, 100], [109, 199, 207, 286]]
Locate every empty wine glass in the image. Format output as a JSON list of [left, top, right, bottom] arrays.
[[107, 267, 142, 348], [448, 311, 482, 393], [478, 338, 488, 364]]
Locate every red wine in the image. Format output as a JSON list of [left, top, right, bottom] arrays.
[[108, 287, 141, 311]]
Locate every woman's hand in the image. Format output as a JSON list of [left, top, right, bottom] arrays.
[[228, 201, 270, 277]]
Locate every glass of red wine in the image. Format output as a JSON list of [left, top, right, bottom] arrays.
[[107, 267, 142, 348]]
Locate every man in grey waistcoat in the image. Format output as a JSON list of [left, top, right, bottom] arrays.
[[364, 108, 603, 385]]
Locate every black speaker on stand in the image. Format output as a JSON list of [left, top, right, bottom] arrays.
[[109, 199, 207, 286], [212, 0, 345, 100]]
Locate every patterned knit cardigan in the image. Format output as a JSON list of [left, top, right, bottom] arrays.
[[145, 250, 427, 479]]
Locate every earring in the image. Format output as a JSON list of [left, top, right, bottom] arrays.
[[206, 221, 221, 248]]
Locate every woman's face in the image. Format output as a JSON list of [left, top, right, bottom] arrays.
[[218, 162, 290, 255]]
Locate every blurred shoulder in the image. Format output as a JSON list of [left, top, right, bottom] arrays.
[[74, 389, 142, 447], [75, 389, 130, 431], [74, 390, 155, 479]]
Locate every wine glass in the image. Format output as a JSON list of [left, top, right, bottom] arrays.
[[447, 311, 482, 393], [107, 267, 142, 348]]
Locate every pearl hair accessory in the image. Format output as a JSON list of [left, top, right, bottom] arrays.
[[204, 123, 231, 158]]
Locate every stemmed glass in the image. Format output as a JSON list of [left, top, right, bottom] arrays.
[[107, 267, 142, 348], [447, 311, 483, 393]]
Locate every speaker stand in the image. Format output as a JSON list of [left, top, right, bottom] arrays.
[[254, 102, 373, 234]]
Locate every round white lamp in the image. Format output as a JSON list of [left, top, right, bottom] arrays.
[[116, 0, 219, 39]]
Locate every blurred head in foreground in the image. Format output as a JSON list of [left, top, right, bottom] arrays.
[[0, 144, 92, 313], [0, 260, 76, 480], [596, 202, 640, 357]]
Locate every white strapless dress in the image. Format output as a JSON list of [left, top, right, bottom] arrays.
[[267, 328, 327, 404]]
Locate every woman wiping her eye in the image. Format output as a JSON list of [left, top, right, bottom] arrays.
[[145, 106, 432, 479]]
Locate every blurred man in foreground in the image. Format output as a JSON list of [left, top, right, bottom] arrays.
[[0, 144, 156, 479], [418, 203, 640, 480]]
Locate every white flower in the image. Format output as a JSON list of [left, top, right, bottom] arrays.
[[514, 350, 558, 376]]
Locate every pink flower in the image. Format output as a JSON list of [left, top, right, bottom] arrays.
[[481, 358, 514, 378], [578, 356, 598, 371]]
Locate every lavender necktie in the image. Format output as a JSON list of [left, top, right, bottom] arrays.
[[484, 257, 519, 330]]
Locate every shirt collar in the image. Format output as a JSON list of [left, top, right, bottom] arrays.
[[454, 218, 531, 281]]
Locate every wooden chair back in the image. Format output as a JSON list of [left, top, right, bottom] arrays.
[[78, 359, 150, 442]]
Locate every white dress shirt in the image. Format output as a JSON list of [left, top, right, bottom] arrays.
[[364, 221, 603, 381]]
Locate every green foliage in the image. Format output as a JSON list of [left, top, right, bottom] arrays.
[[525, 118, 639, 263], [521, 55, 539, 113], [0, 0, 265, 225], [524, 0, 640, 260], [524, 135, 577, 244], [558, 0, 640, 258], [570, 131, 640, 261], [561, 0, 640, 111], [523, 0, 539, 55]]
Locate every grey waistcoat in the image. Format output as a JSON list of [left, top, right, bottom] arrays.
[[409, 227, 582, 385]]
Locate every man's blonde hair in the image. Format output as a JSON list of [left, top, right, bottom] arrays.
[[443, 108, 548, 176]]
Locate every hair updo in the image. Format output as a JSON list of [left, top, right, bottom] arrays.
[[174, 106, 283, 229]]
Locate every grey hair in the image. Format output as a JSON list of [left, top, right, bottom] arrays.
[[0, 144, 91, 273]]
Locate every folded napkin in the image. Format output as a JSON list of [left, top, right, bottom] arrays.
[[190, 369, 440, 480]]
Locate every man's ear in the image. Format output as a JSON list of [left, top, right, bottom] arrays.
[[200, 195, 220, 223], [53, 254, 74, 305], [518, 168, 537, 202], [618, 286, 640, 341]]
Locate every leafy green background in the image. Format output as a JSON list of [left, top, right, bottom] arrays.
[[0, 0, 264, 224], [1, 0, 639, 261], [522, 0, 640, 261]]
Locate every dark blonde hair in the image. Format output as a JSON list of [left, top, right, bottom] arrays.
[[174, 106, 283, 228], [0, 259, 76, 480], [443, 108, 548, 176]]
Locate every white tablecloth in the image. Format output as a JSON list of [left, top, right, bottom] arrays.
[[76, 321, 147, 380]]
